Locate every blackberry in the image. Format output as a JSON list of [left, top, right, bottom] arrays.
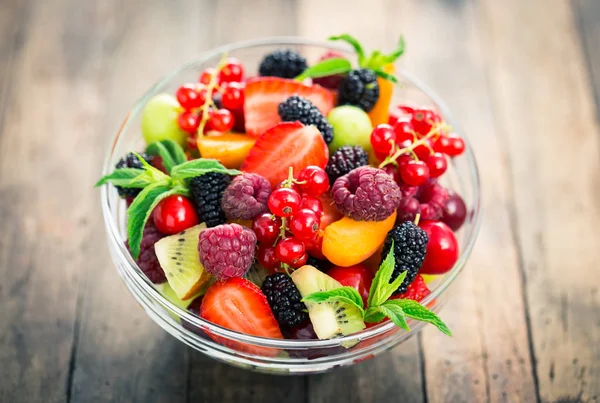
[[278, 96, 334, 144], [114, 152, 152, 199], [380, 221, 428, 294], [259, 49, 308, 79], [188, 173, 231, 227], [338, 69, 380, 112], [307, 255, 326, 272], [325, 145, 369, 183], [261, 273, 308, 328]]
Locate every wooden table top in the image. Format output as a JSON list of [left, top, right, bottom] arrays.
[[1, 0, 599, 401]]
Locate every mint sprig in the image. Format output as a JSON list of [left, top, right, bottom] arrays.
[[146, 139, 188, 174], [301, 242, 451, 336], [170, 158, 242, 180]]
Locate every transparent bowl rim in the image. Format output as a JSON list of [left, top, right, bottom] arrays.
[[101, 36, 482, 349]]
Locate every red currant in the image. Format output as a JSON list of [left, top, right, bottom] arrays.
[[277, 180, 302, 194], [252, 213, 281, 245], [397, 154, 413, 167], [152, 195, 199, 235], [218, 57, 244, 83], [268, 188, 302, 217], [221, 81, 245, 110], [305, 233, 325, 260], [288, 253, 308, 269], [411, 107, 440, 135], [370, 124, 397, 155], [300, 195, 323, 217], [290, 209, 320, 241], [209, 109, 234, 132], [198, 68, 216, 85], [297, 166, 330, 197], [175, 84, 203, 110], [275, 237, 305, 264], [445, 133, 465, 156], [393, 119, 414, 142], [400, 160, 430, 186], [257, 244, 281, 273], [425, 152, 448, 178], [186, 134, 198, 150], [177, 111, 200, 134]]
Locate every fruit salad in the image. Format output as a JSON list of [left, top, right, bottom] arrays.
[[97, 34, 470, 347]]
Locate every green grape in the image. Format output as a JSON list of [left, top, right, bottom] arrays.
[[141, 93, 187, 147], [327, 105, 373, 153]]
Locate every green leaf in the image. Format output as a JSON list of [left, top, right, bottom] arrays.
[[295, 58, 352, 81], [131, 151, 171, 182], [302, 286, 365, 310], [364, 306, 386, 324], [377, 303, 410, 331], [384, 299, 452, 336], [170, 158, 241, 180], [364, 35, 406, 71], [95, 168, 145, 187], [329, 34, 365, 65], [367, 243, 403, 307], [373, 69, 398, 84], [146, 140, 187, 173]]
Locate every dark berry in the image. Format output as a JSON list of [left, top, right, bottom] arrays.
[[381, 221, 428, 294], [325, 145, 369, 183], [198, 224, 257, 280], [259, 49, 308, 79], [188, 173, 231, 227], [306, 255, 327, 272], [114, 152, 152, 199], [338, 69, 380, 112], [126, 219, 166, 284], [261, 273, 308, 328], [278, 95, 334, 144]]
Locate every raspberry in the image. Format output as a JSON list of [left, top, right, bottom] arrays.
[[381, 221, 428, 294], [188, 173, 231, 227], [332, 166, 401, 221], [126, 219, 166, 284], [325, 145, 369, 183], [261, 273, 308, 328], [395, 274, 431, 301], [221, 173, 271, 220], [259, 49, 308, 79], [114, 152, 152, 199], [198, 224, 257, 280], [278, 95, 334, 144], [338, 69, 380, 112]]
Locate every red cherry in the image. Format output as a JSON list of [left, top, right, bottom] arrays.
[[198, 68, 216, 85], [327, 264, 374, 306], [290, 209, 320, 241], [441, 192, 467, 231], [400, 160, 430, 186], [252, 213, 281, 245], [276, 237, 305, 264], [445, 133, 465, 156], [218, 58, 244, 83], [177, 111, 200, 134], [257, 244, 281, 273], [268, 188, 302, 217], [418, 220, 459, 274], [300, 195, 324, 217], [221, 82, 245, 110], [425, 152, 448, 178], [288, 253, 308, 269], [152, 195, 199, 235], [370, 124, 397, 155], [209, 109, 234, 132], [175, 84, 203, 110], [297, 166, 330, 197]]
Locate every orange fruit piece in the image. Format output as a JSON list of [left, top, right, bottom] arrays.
[[322, 212, 396, 267], [367, 63, 396, 126], [196, 131, 256, 169]]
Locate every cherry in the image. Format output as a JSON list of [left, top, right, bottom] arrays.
[[441, 192, 467, 231], [177, 111, 200, 134], [175, 84, 203, 110], [268, 188, 302, 217], [257, 244, 281, 273], [370, 124, 397, 155], [198, 68, 216, 85], [425, 152, 448, 178], [209, 109, 234, 132], [152, 195, 199, 235], [221, 82, 245, 110], [218, 58, 244, 83], [276, 237, 305, 264], [418, 220, 459, 274], [290, 209, 320, 241], [297, 166, 330, 197], [400, 160, 430, 186], [288, 253, 308, 269], [252, 213, 281, 245], [444, 133, 465, 156], [299, 195, 324, 218], [327, 264, 374, 306], [397, 196, 420, 222]]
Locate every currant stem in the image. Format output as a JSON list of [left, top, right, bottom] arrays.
[[414, 213, 421, 226], [197, 53, 228, 136]]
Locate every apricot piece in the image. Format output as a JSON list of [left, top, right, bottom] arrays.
[[196, 131, 255, 169]]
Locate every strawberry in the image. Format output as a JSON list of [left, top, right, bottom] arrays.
[[200, 278, 283, 355], [392, 275, 431, 302], [243, 77, 336, 137], [241, 122, 329, 188]]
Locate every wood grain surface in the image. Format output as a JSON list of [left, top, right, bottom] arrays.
[[0, 0, 598, 402]]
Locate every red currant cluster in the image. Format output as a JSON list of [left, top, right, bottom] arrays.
[[370, 105, 466, 187], [174, 57, 246, 141], [253, 166, 330, 272]]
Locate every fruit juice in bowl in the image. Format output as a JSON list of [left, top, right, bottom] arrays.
[[98, 36, 481, 374]]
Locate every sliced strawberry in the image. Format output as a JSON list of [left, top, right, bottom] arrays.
[[243, 77, 336, 137], [392, 275, 431, 302], [241, 122, 329, 188]]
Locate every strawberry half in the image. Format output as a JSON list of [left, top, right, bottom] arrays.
[[393, 275, 431, 302], [241, 122, 329, 188], [200, 278, 283, 355], [243, 77, 336, 137]]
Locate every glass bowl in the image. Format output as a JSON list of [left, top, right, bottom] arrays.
[[100, 37, 481, 374]]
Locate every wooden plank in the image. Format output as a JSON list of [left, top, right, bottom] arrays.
[[479, 0, 600, 401], [574, 0, 600, 122]]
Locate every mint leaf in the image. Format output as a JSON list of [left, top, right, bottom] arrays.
[[377, 303, 410, 331], [302, 286, 364, 311], [364, 306, 386, 323], [95, 168, 145, 187], [374, 69, 398, 84], [367, 243, 405, 307], [384, 299, 452, 336], [295, 58, 352, 81], [170, 158, 241, 180], [329, 34, 365, 65], [364, 35, 405, 71], [146, 140, 187, 173]]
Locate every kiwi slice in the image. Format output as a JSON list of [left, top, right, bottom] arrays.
[[154, 223, 212, 300], [291, 265, 366, 340]]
